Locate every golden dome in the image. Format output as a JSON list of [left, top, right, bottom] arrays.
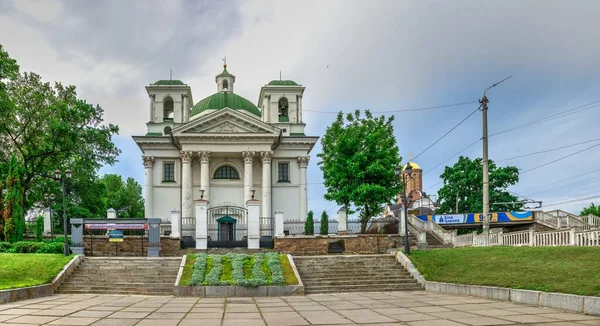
[[404, 161, 421, 170]]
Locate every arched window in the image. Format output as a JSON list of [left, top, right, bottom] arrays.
[[163, 96, 174, 120], [214, 165, 240, 179], [222, 80, 229, 90], [278, 97, 289, 118]]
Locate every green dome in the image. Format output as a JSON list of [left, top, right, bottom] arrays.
[[191, 91, 261, 117], [153, 80, 185, 85], [268, 80, 299, 86]]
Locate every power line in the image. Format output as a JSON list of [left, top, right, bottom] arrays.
[[303, 100, 479, 115], [423, 138, 482, 175], [413, 106, 480, 161], [490, 100, 600, 137], [526, 167, 600, 195], [496, 137, 600, 163], [520, 142, 600, 174], [424, 180, 443, 192], [543, 194, 600, 208], [526, 174, 600, 198]]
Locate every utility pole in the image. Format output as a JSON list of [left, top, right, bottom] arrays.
[[455, 193, 459, 213], [480, 76, 512, 244]]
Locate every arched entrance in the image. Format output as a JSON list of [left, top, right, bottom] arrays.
[[208, 205, 247, 248]]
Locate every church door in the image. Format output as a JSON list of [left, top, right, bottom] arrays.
[[219, 222, 235, 242]]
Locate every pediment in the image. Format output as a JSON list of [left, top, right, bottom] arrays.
[[172, 108, 279, 136]]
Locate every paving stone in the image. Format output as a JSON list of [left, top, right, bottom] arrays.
[[451, 316, 516, 325], [429, 311, 480, 320], [85, 306, 122, 311], [179, 319, 222, 326], [109, 311, 151, 319], [184, 312, 224, 319], [499, 313, 564, 323], [389, 313, 439, 322], [48, 317, 101, 325], [505, 306, 560, 314], [154, 307, 191, 313], [222, 319, 266, 326], [69, 310, 114, 318], [532, 312, 600, 321], [30, 309, 79, 316], [297, 310, 353, 324], [408, 320, 466, 326], [91, 319, 140, 326], [135, 319, 181, 326], [190, 307, 225, 313], [259, 306, 295, 312], [0, 309, 40, 315], [145, 312, 186, 319], [410, 306, 453, 313], [261, 312, 309, 326], [224, 312, 262, 319], [470, 308, 523, 317], [227, 306, 260, 313], [293, 305, 330, 311], [0, 316, 19, 323], [578, 321, 600, 325], [4, 315, 60, 324], [119, 307, 157, 312]]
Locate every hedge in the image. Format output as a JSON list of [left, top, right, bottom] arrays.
[[0, 241, 63, 254]]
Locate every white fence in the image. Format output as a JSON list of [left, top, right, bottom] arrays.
[[454, 228, 600, 248], [282, 219, 386, 235]]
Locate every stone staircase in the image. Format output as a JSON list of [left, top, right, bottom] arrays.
[[293, 254, 422, 294], [56, 257, 181, 295]]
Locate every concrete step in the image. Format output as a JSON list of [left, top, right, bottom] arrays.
[[55, 289, 173, 295], [302, 279, 418, 286], [304, 283, 422, 291], [305, 285, 423, 294], [298, 271, 412, 278]]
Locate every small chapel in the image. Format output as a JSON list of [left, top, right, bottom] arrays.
[[133, 62, 318, 249]]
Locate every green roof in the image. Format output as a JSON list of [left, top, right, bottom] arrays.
[[217, 67, 234, 78], [191, 91, 261, 117], [153, 80, 185, 85], [268, 80, 299, 86]]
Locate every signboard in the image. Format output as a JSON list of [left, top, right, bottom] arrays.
[[417, 211, 533, 224], [108, 230, 124, 242], [85, 223, 147, 230]]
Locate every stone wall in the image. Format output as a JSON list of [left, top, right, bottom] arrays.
[[274, 234, 414, 255], [82, 236, 181, 256]]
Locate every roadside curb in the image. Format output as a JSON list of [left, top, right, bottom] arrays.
[[0, 255, 83, 304], [395, 251, 600, 316]]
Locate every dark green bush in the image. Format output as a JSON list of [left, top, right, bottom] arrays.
[[304, 211, 314, 235], [0, 241, 63, 254], [0, 242, 13, 252], [36, 242, 63, 254], [35, 216, 44, 242], [12, 241, 44, 253], [53, 236, 71, 245]]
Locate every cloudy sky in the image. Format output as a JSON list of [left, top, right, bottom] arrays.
[[1, 0, 599, 216]]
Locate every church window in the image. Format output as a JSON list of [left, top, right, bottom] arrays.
[[163, 162, 175, 182], [278, 97, 289, 120], [214, 165, 240, 179], [222, 80, 228, 90], [278, 162, 290, 182], [163, 96, 174, 120]]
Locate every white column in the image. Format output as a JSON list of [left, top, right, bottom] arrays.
[[199, 151, 211, 201], [182, 94, 189, 122], [148, 94, 155, 122], [43, 208, 51, 235], [275, 211, 285, 236], [337, 207, 347, 233], [247, 199, 261, 249], [107, 208, 117, 219], [170, 209, 181, 239], [195, 199, 209, 249], [181, 150, 193, 221], [260, 151, 273, 219], [143, 156, 155, 218], [298, 156, 309, 220], [298, 94, 303, 122], [242, 151, 255, 201], [399, 208, 406, 235]]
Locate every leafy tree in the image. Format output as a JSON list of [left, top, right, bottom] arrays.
[[3, 155, 25, 242], [99, 174, 144, 218], [304, 211, 314, 235], [437, 156, 520, 214], [320, 211, 329, 235], [581, 203, 600, 216], [0, 45, 120, 214], [318, 110, 402, 233], [35, 215, 44, 242]]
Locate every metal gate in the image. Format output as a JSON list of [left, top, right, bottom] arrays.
[[208, 205, 248, 248]]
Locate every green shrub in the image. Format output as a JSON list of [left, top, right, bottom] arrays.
[[247, 253, 267, 287], [226, 253, 250, 286], [304, 211, 314, 235], [12, 241, 43, 253], [189, 253, 207, 286], [0, 242, 13, 252], [320, 211, 329, 235], [205, 255, 224, 286], [36, 242, 63, 254], [52, 237, 71, 245], [35, 216, 44, 242], [266, 252, 285, 285], [0, 241, 63, 254]]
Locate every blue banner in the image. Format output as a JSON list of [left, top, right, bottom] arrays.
[[417, 211, 533, 224]]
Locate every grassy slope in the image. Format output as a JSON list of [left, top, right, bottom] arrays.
[[178, 255, 196, 286], [0, 254, 73, 290], [280, 254, 299, 285], [409, 247, 600, 296]]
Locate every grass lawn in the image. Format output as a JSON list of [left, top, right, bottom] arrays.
[[409, 246, 600, 296], [0, 253, 73, 290]]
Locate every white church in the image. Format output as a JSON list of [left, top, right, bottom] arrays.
[[133, 63, 318, 248]]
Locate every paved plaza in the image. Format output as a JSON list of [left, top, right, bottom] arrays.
[[0, 291, 599, 326]]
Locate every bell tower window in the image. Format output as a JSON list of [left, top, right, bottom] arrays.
[[278, 97, 289, 122], [163, 96, 174, 121], [222, 80, 228, 91]]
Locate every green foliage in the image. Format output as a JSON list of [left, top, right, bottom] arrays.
[[205, 255, 224, 286], [3, 155, 25, 242], [0, 46, 120, 217], [0, 253, 73, 290], [581, 203, 600, 216], [280, 254, 298, 285], [53, 236, 71, 245], [189, 253, 207, 286], [319, 211, 329, 235], [266, 252, 285, 285], [35, 215, 44, 242], [318, 110, 402, 233], [437, 156, 520, 214], [304, 211, 314, 235], [99, 174, 145, 218], [0, 241, 63, 254]]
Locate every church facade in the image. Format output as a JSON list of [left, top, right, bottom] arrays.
[[133, 64, 318, 247]]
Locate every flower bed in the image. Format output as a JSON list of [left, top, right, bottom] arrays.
[[182, 253, 297, 288]]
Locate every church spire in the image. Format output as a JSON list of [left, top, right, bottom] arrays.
[[216, 58, 235, 92]]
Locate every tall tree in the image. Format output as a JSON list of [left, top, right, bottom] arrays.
[[0, 44, 120, 214], [581, 203, 600, 216], [320, 210, 329, 235], [318, 110, 402, 233], [437, 156, 520, 214], [99, 174, 144, 218], [3, 155, 25, 242]]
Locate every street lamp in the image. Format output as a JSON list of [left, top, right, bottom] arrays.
[[53, 169, 72, 256], [44, 194, 56, 240], [395, 162, 413, 254]]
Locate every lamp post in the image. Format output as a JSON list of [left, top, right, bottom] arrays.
[[44, 194, 56, 240], [53, 169, 72, 256], [395, 162, 413, 254]]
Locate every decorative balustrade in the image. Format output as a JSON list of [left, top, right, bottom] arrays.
[[534, 229, 572, 246], [501, 230, 531, 246], [574, 230, 600, 246], [453, 233, 474, 247]]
